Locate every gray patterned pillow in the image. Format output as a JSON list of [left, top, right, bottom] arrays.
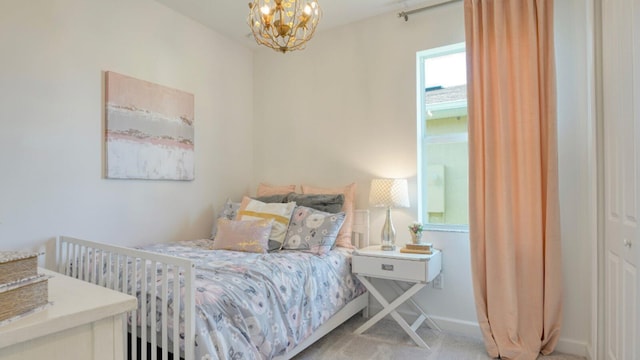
[[210, 199, 241, 239], [283, 206, 346, 255]]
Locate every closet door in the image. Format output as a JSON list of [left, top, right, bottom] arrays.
[[602, 0, 640, 359]]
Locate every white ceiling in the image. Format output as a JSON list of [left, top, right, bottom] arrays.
[[155, 0, 445, 48]]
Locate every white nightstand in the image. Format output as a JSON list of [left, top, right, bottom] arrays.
[[352, 246, 442, 349]]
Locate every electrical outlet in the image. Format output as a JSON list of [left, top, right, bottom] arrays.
[[432, 273, 444, 289]]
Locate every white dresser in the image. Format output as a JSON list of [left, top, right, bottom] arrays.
[[0, 269, 137, 360]]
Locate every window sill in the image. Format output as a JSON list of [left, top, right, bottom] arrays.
[[424, 225, 469, 233]]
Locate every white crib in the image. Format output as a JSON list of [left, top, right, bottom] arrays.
[[55, 209, 369, 360]]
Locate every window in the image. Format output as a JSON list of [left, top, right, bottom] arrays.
[[416, 43, 468, 231]]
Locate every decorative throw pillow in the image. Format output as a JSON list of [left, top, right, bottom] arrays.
[[301, 183, 356, 249], [256, 183, 296, 196], [212, 218, 273, 253], [236, 196, 296, 250], [284, 193, 345, 213], [254, 193, 290, 204], [210, 199, 241, 239], [283, 206, 346, 256]]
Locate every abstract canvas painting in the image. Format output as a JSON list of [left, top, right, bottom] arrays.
[[105, 71, 195, 180]]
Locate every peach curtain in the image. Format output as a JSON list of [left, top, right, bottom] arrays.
[[464, 0, 563, 359]]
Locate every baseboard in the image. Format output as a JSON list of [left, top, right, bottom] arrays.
[[389, 308, 482, 338], [381, 308, 590, 358], [555, 338, 590, 358], [425, 314, 482, 338], [585, 342, 595, 360]]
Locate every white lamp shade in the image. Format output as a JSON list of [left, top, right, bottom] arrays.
[[369, 178, 410, 208]]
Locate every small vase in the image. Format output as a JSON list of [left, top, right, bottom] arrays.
[[410, 232, 422, 244]]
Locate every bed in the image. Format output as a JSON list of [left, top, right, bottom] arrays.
[[54, 208, 370, 360]]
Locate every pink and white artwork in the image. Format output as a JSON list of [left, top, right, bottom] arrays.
[[105, 71, 194, 180]]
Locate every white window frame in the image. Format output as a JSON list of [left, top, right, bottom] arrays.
[[416, 42, 469, 233]]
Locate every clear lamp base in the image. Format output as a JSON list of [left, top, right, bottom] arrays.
[[380, 207, 396, 251]]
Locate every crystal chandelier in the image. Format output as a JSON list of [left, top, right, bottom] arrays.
[[248, 0, 322, 53]]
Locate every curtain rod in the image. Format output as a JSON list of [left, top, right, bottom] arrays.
[[398, 0, 462, 21]]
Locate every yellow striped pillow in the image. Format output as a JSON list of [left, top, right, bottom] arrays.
[[236, 196, 296, 250]]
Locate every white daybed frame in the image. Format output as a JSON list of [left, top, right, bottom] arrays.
[[55, 209, 370, 360]]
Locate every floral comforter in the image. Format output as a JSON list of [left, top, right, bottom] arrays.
[[135, 239, 366, 360]]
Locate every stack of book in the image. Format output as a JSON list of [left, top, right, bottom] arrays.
[[400, 243, 433, 255], [0, 251, 48, 323]]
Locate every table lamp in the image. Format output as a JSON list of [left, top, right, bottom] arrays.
[[369, 178, 410, 250]]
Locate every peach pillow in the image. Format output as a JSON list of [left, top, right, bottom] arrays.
[[256, 183, 296, 196], [301, 183, 356, 249], [212, 218, 273, 253]]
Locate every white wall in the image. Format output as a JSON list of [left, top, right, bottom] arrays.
[[0, 0, 254, 254], [252, 0, 475, 337], [253, 0, 594, 356], [555, 1, 597, 356]]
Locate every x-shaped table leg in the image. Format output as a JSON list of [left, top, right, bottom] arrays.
[[354, 275, 430, 349], [387, 280, 441, 332]]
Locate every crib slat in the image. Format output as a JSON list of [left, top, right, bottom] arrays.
[[71, 243, 78, 279], [122, 255, 128, 293], [149, 261, 158, 360], [131, 257, 138, 360], [150, 261, 157, 360], [141, 260, 148, 360], [172, 265, 180, 358], [161, 263, 168, 360], [98, 251, 105, 287], [107, 252, 113, 289], [184, 263, 196, 360]]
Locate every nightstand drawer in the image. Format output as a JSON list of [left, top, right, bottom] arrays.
[[353, 256, 428, 282], [352, 249, 441, 283]]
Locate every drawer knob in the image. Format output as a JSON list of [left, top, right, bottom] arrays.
[[381, 264, 394, 271]]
